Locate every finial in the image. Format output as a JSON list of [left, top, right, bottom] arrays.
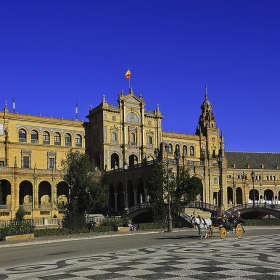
[[5, 100, 8, 109], [102, 95, 106, 102], [156, 104, 159, 111], [204, 85, 208, 99], [139, 92, 142, 98], [129, 87, 133, 93]]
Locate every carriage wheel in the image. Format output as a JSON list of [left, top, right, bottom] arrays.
[[220, 227, 227, 239], [235, 223, 243, 238]]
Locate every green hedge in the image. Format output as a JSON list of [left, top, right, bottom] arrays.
[[243, 219, 280, 226]]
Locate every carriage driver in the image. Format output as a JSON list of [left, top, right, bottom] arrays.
[[210, 206, 219, 225]]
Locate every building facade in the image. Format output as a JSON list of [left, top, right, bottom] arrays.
[[85, 87, 280, 214], [0, 105, 85, 220], [1, 86, 280, 220]]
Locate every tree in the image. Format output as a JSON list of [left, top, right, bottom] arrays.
[[149, 163, 202, 222], [173, 166, 202, 214], [61, 150, 109, 229]]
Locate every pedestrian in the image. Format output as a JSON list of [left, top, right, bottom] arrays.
[[89, 221, 94, 233], [128, 220, 138, 231]]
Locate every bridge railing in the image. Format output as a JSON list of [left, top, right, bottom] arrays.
[[127, 203, 149, 215]]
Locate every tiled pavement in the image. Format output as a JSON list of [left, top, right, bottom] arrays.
[[1, 234, 280, 279]]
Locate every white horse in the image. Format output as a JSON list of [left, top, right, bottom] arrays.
[[191, 215, 212, 239]]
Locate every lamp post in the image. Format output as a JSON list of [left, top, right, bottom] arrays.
[[217, 149, 223, 216], [241, 172, 247, 205], [174, 147, 180, 185], [124, 160, 128, 209], [251, 171, 256, 208]]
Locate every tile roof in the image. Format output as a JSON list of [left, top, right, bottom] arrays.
[[225, 151, 280, 170]]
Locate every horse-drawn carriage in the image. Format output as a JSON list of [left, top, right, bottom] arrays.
[[191, 212, 245, 239]]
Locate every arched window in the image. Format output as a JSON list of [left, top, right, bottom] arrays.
[[168, 144, 172, 153], [19, 129, 27, 142], [65, 133, 72, 146], [54, 132, 61, 146], [183, 145, 187, 155], [31, 130, 38, 143], [43, 131, 50, 145], [175, 144, 180, 152], [190, 146, 195, 156], [75, 134, 82, 147]]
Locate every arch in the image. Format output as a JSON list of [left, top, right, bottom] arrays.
[[19, 180, 33, 210], [0, 179, 11, 207], [19, 128, 27, 142], [57, 181, 69, 206], [75, 134, 82, 147], [54, 132, 61, 145], [264, 189, 273, 202], [249, 189, 259, 203], [43, 131, 50, 145], [129, 154, 138, 167], [190, 146, 195, 156], [227, 186, 233, 205], [135, 178, 145, 204], [183, 145, 187, 155], [38, 181, 52, 206], [31, 130, 39, 143], [236, 187, 243, 205], [111, 153, 119, 169], [175, 144, 180, 152], [65, 133, 72, 146]]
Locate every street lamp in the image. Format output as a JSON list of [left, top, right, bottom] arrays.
[[241, 172, 247, 205], [174, 147, 180, 183], [251, 171, 256, 208], [124, 160, 128, 209], [217, 148, 223, 216]]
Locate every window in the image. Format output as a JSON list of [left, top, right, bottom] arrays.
[[112, 132, 117, 141], [131, 133, 136, 144], [54, 132, 61, 145], [175, 144, 180, 152], [148, 136, 153, 144], [190, 146, 194, 156], [19, 129, 27, 142], [43, 131, 50, 144], [49, 158, 55, 169], [65, 133, 72, 146], [31, 130, 38, 143], [167, 144, 172, 153], [75, 134, 82, 147], [183, 145, 187, 155], [0, 161, 4, 166], [23, 156, 30, 168]]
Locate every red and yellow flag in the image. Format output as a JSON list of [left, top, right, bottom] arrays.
[[124, 69, 131, 79]]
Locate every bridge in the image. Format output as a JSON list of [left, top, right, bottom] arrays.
[[127, 201, 280, 221]]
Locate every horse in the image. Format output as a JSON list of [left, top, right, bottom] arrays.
[[191, 215, 212, 239]]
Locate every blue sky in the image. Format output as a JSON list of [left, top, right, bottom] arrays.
[[1, 0, 280, 152]]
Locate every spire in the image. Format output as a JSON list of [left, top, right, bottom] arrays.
[[12, 87, 16, 113], [204, 85, 208, 100], [75, 93, 78, 121]]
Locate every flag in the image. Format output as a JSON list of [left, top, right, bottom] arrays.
[[124, 69, 131, 79]]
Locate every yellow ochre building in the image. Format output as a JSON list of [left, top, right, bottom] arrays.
[[1, 87, 280, 221]]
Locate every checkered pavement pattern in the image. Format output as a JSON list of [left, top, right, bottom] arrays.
[[1, 235, 280, 279]]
